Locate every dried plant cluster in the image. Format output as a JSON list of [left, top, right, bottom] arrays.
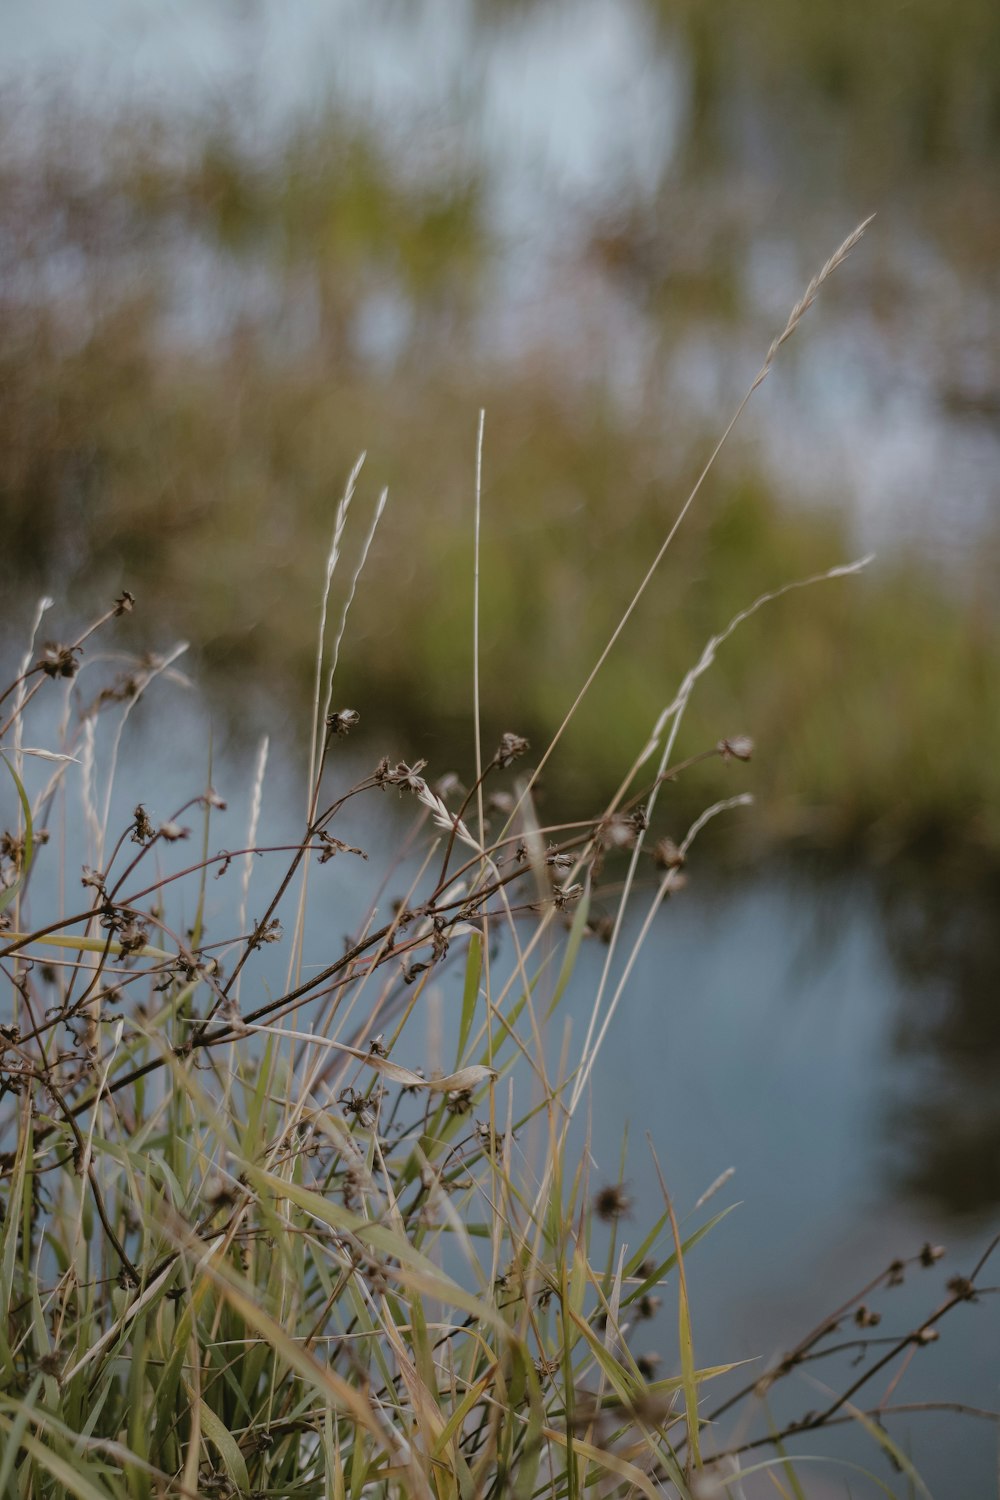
[[1, 223, 996, 1497]]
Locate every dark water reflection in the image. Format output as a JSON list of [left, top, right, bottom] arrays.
[[687, 856, 1000, 1225], [576, 857, 999, 1493], [877, 864, 1000, 1218]]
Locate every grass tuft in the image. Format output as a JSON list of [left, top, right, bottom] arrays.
[[1, 227, 996, 1496]]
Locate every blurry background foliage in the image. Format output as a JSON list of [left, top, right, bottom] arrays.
[[2, 0, 1000, 859]]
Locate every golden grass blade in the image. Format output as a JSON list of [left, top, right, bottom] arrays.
[[648, 1137, 702, 1475]]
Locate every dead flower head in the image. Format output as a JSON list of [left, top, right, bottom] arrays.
[[327, 709, 360, 737], [597, 815, 639, 851], [719, 735, 754, 763], [653, 838, 685, 870], [593, 1182, 632, 1221], [38, 642, 82, 679], [131, 806, 155, 845], [494, 732, 530, 769]]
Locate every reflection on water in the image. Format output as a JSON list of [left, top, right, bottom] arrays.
[[877, 865, 1000, 1218], [575, 859, 999, 1493]]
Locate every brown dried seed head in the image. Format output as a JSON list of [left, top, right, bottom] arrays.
[[327, 709, 360, 736], [593, 1183, 632, 1221], [653, 838, 684, 870], [38, 642, 81, 679], [495, 732, 530, 768], [719, 735, 754, 762]]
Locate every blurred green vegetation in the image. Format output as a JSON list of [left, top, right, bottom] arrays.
[[2, 12, 999, 862]]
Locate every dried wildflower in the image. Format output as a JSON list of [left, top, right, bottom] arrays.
[[854, 1304, 881, 1328], [113, 590, 135, 615], [327, 709, 360, 737], [341, 1164, 365, 1212], [553, 881, 583, 910], [38, 642, 81, 679], [114, 919, 149, 960], [887, 1259, 906, 1287], [946, 1275, 976, 1301], [475, 1120, 502, 1156], [197, 1470, 234, 1498], [159, 821, 189, 842], [653, 838, 685, 870], [494, 732, 530, 768], [597, 815, 638, 851], [131, 806, 155, 845], [593, 1183, 632, 1221], [205, 787, 227, 810], [486, 789, 515, 816], [92, 673, 140, 710], [375, 757, 428, 791], [915, 1326, 940, 1345], [0, 831, 25, 871], [250, 917, 283, 947], [446, 1088, 474, 1116], [368, 1034, 387, 1057], [920, 1242, 946, 1267], [637, 1293, 662, 1320], [338, 1087, 378, 1130], [316, 832, 367, 863], [636, 1352, 662, 1380], [719, 735, 754, 762]]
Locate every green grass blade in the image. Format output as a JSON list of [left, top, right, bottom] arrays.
[[0, 755, 33, 916]]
